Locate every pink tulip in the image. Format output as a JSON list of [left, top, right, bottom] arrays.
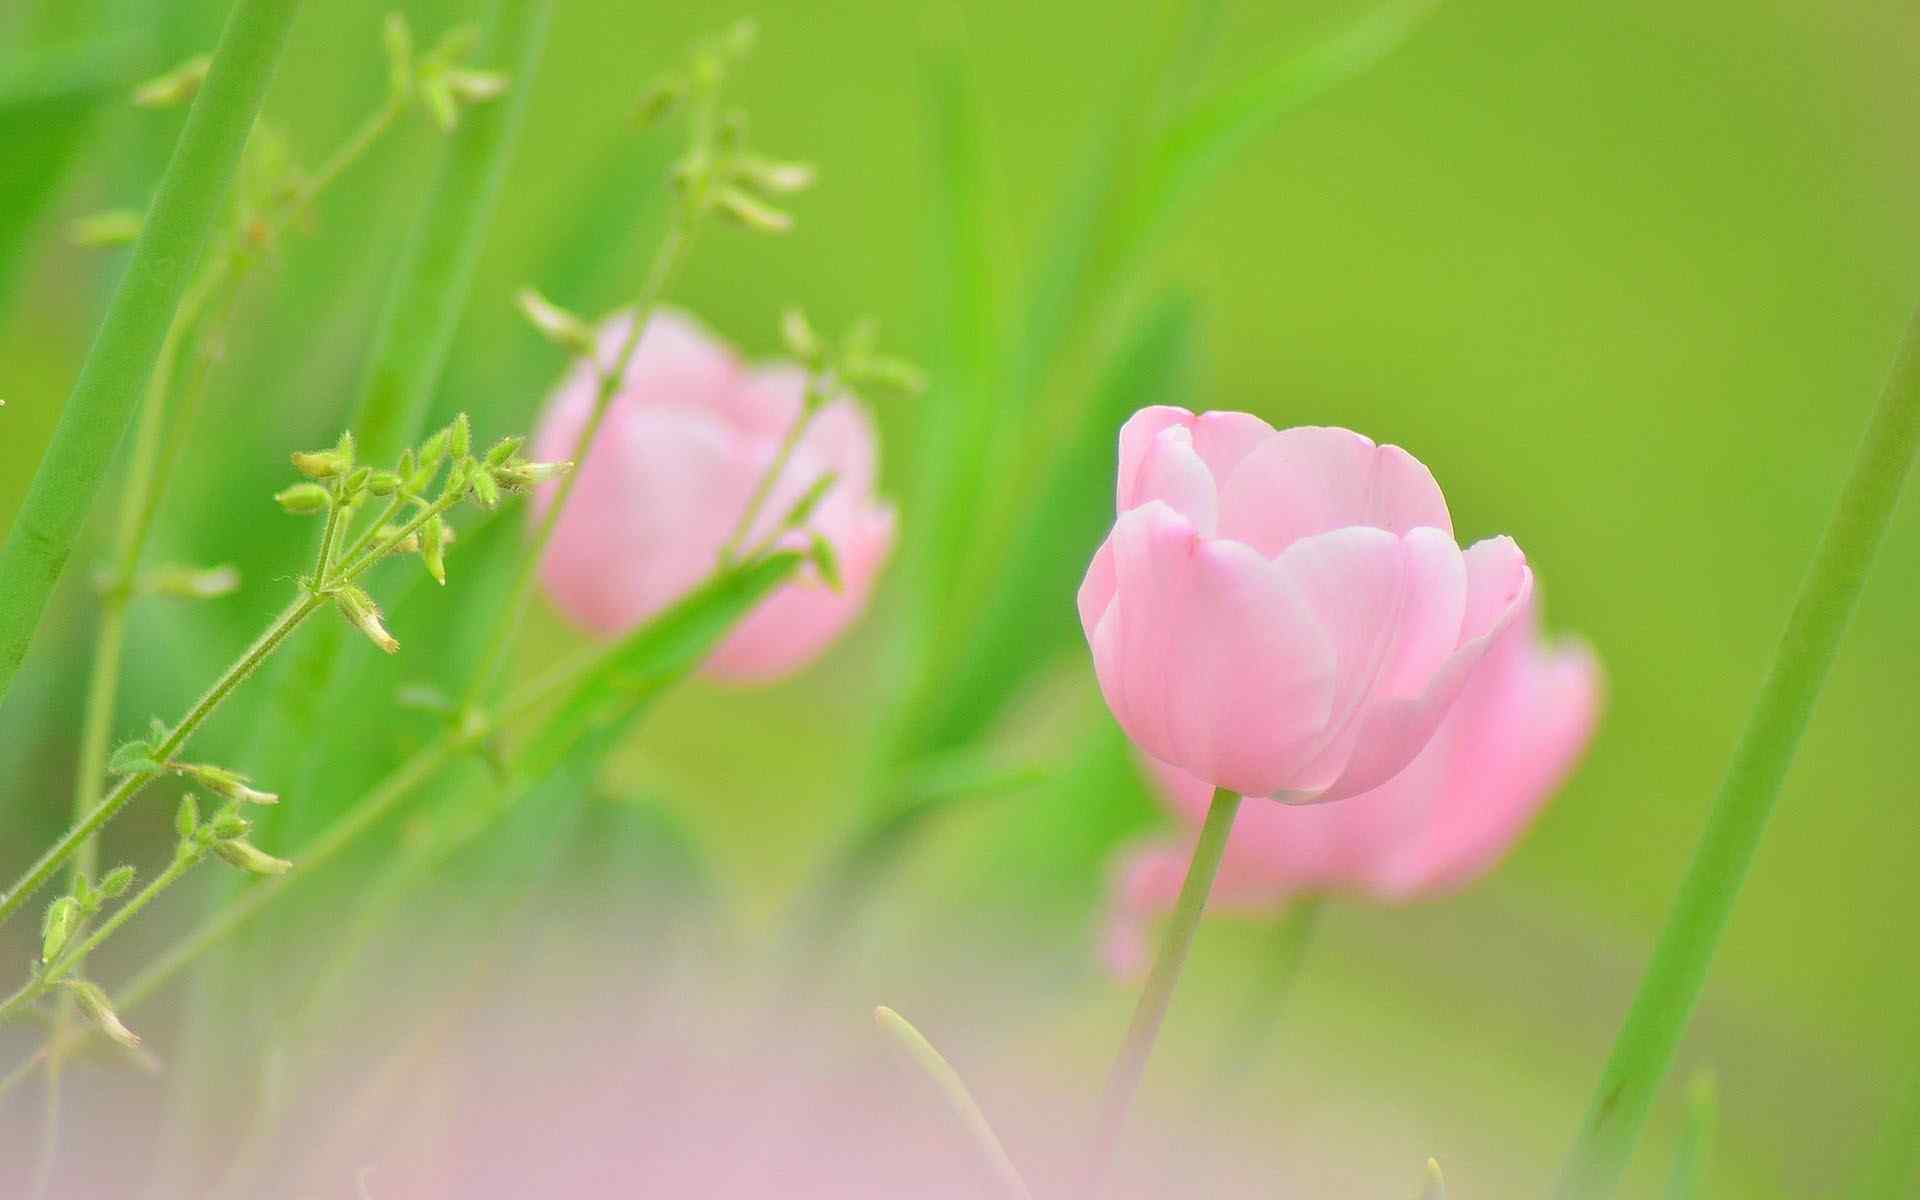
[[532, 308, 895, 682], [1102, 589, 1600, 975], [1078, 406, 1536, 804]]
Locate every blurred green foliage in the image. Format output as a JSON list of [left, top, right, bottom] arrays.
[[2, 1, 1918, 1197]]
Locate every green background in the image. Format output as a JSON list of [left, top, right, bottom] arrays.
[[2, 0, 1917, 1195]]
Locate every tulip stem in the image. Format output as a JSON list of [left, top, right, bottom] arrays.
[[1087, 786, 1241, 1195], [1555, 304, 1920, 1200], [1218, 895, 1324, 1085]]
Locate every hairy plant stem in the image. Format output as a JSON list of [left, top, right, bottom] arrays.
[[460, 217, 693, 706], [0, 644, 606, 1095], [0, 595, 318, 930], [1555, 304, 1920, 1200], [1087, 786, 1241, 1195], [0, 0, 303, 709], [0, 489, 463, 933], [0, 847, 210, 1024]]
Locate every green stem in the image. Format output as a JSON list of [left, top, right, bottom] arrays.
[[873, 1005, 1034, 1200], [0, 848, 209, 1024], [0, 593, 321, 928], [113, 737, 458, 1018], [717, 378, 823, 563], [1087, 786, 1241, 1195], [1555, 305, 1920, 1200], [461, 216, 693, 705], [0, 0, 303, 710], [1217, 895, 1323, 1084]]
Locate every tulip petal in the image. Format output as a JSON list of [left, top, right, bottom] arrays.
[[1091, 503, 1335, 796], [1218, 426, 1453, 555], [1116, 406, 1195, 511], [1308, 535, 1532, 803], [1130, 424, 1219, 534]]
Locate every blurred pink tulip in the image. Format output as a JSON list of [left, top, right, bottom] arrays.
[[1103, 590, 1600, 975], [532, 308, 895, 682], [1078, 406, 1535, 803]]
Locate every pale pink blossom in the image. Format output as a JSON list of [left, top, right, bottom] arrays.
[[532, 309, 895, 682], [1078, 407, 1534, 803], [1104, 590, 1600, 975]]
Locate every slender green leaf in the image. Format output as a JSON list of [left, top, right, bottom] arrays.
[[510, 553, 804, 784], [901, 38, 997, 688], [903, 295, 1198, 759], [0, 0, 303, 709], [1556, 307, 1920, 1198]]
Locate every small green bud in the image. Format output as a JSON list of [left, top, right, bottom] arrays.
[[445, 67, 509, 103], [67, 210, 144, 248], [175, 794, 200, 840], [418, 426, 451, 467], [132, 54, 211, 109], [780, 309, 821, 363], [210, 815, 251, 840], [213, 839, 293, 877], [849, 354, 928, 396], [367, 471, 402, 496], [490, 460, 569, 492], [140, 563, 241, 601], [449, 413, 471, 461], [732, 155, 816, 195], [179, 763, 279, 806], [334, 585, 399, 654], [342, 467, 371, 497], [484, 436, 524, 467], [516, 288, 595, 355], [807, 532, 842, 592], [419, 74, 459, 132], [290, 448, 347, 479], [713, 186, 792, 234], [469, 466, 501, 508], [335, 429, 357, 465], [42, 896, 78, 963], [383, 12, 414, 96], [275, 482, 331, 515], [99, 865, 137, 899], [64, 980, 141, 1049], [420, 515, 447, 586]]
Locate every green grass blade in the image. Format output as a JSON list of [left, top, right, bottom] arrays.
[[899, 37, 997, 691], [1555, 307, 1920, 1198], [903, 295, 1198, 759], [0, 0, 302, 708]]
